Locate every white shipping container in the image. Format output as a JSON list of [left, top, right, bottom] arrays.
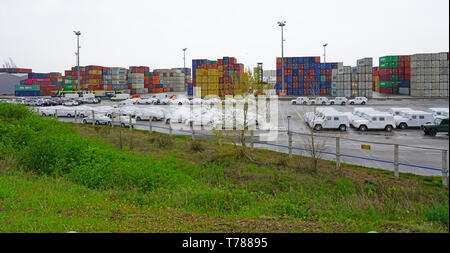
[[439, 52, 448, 60]]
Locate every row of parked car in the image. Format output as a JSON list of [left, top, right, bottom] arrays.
[[8, 96, 101, 106], [305, 107, 449, 135], [292, 96, 368, 106]]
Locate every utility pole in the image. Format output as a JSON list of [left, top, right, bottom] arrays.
[[74, 31, 81, 91], [277, 21, 286, 94], [183, 48, 187, 91]]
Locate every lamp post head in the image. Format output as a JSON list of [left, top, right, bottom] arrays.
[[183, 48, 187, 52], [323, 43, 328, 47], [277, 21, 286, 27], [74, 31, 81, 36]]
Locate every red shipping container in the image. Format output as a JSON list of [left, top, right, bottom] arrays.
[[42, 90, 54, 96], [314, 57, 320, 63], [309, 69, 314, 75], [276, 58, 282, 64]]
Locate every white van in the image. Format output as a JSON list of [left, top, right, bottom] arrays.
[[291, 97, 309, 105], [426, 108, 449, 118], [387, 108, 414, 116], [350, 107, 378, 126], [308, 110, 350, 131], [329, 97, 348, 105], [111, 93, 130, 101], [352, 112, 396, 132], [394, 110, 434, 129]]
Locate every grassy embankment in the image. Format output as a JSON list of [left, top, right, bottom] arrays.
[[0, 103, 448, 232]]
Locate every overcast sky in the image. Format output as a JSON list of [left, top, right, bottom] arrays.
[[1, 0, 449, 74]]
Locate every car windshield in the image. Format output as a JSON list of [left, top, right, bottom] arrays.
[[434, 118, 442, 125], [363, 114, 371, 120]]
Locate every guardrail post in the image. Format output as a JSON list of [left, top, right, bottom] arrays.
[[190, 122, 195, 140], [74, 110, 77, 123], [442, 150, 448, 187], [394, 144, 399, 178], [336, 137, 341, 170], [169, 120, 172, 136], [111, 112, 114, 128], [288, 131, 293, 158], [149, 117, 152, 133], [250, 129, 254, 151], [54, 109, 58, 118], [129, 114, 132, 131], [92, 110, 95, 126]]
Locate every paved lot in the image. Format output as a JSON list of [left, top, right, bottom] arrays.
[[53, 97, 449, 177]]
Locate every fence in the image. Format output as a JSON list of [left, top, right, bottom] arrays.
[[36, 108, 449, 186]]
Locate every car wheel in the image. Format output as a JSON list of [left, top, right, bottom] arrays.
[[178, 102, 182, 105], [121, 123, 125, 128], [361, 101, 366, 105], [330, 102, 334, 105], [314, 124, 322, 131], [350, 102, 355, 105], [399, 123, 407, 129], [95, 120, 100, 125], [341, 102, 346, 105], [136, 117, 141, 121], [429, 129, 437, 136], [385, 125, 393, 132], [67, 114, 71, 117], [322, 102, 326, 105], [293, 101, 296, 105], [80, 114, 84, 118], [42, 113, 47, 117], [339, 124, 347, 131], [83, 119, 87, 124], [303, 101, 307, 105], [107, 122, 112, 126], [359, 125, 367, 131]]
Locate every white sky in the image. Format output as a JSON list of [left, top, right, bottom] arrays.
[[1, 0, 449, 73]]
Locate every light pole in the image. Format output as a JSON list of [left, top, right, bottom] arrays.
[[323, 43, 328, 63], [74, 31, 81, 91], [183, 48, 187, 91], [277, 21, 286, 93]]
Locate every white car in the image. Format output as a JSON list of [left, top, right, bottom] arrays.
[[349, 107, 379, 126], [135, 98, 153, 105], [329, 97, 348, 105], [38, 107, 56, 117], [135, 108, 165, 121], [352, 113, 396, 132], [394, 111, 434, 129], [170, 97, 190, 105], [348, 97, 368, 105], [111, 115, 136, 128], [387, 108, 414, 116], [291, 97, 310, 105], [63, 99, 79, 106], [190, 98, 204, 105], [309, 97, 330, 105], [308, 111, 350, 131], [426, 108, 449, 118], [55, 107, 77, 117], [82, 115, 112, 125]]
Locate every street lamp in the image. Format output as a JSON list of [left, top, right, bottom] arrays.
[[74, 31, 81, 91], [323, 43, 328, 63], [277, 21, 286, 93], [183, 48, 187, 91]]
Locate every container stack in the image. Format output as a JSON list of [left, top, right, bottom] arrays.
[[104, 67, 127, 91], [15, 72, 62, 96], [0, 68, 32, 73], [192, 57, 243, 98], [372, 67, 380, 92], [149, 71, 164, 93], [154, 69, 185, 92], [410, 52, 449, 97], [128, 66, 149, 95], [331, 66, 352, 97], [84, 65, 104, 91], [378, 55, 411, 95], [354, 57, 373, 97]]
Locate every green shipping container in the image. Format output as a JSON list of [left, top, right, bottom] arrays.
[[392, 75, 398, 81], [63, 85, 74, 90], [392, 62, 398, 68], [15, 85, 40, 91], [379, 81, 388, 87], [320, 75, 326, 82], [50, 72, 62, 76], [379, 57, 387, 65]]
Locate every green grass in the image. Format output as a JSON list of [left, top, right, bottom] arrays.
[[0, 103, 448, 233]]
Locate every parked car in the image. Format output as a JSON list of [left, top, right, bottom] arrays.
[[135, 98, 153, 105], [82, 115, 112, 125], [112, 115, 136, 128], [349, 107, 379, 126], [307, 111, 350, 131], [63, 99, 80, 106], [394, 110, 434, 129], [38, 107, 56, 117], [291, 97, 309, 105], [55, 107, 77, 117], [81, 97, 100, 104], [423, 118, 449, 136], [348, 97, 368, 105], [352, 113, 396, 132], [426, 108, 449, 118], [329, 97, 348, 105], [309, 97, 330, 105], [135, 108, 165, 121], [387, 107, 414, 116]]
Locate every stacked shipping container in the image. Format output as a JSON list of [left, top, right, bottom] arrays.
[[331, 58, 373, 98], [104, 67, 127, 91], [378, 55, 411, 95], [15, 72, 63, 96], [155, 69, 186, 92], [372, 67, 380, 92], [410, 52, 449, 97], [0, 68, 33, 73], [192, 57, 244, 98], [128, 66, 149, 94]]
